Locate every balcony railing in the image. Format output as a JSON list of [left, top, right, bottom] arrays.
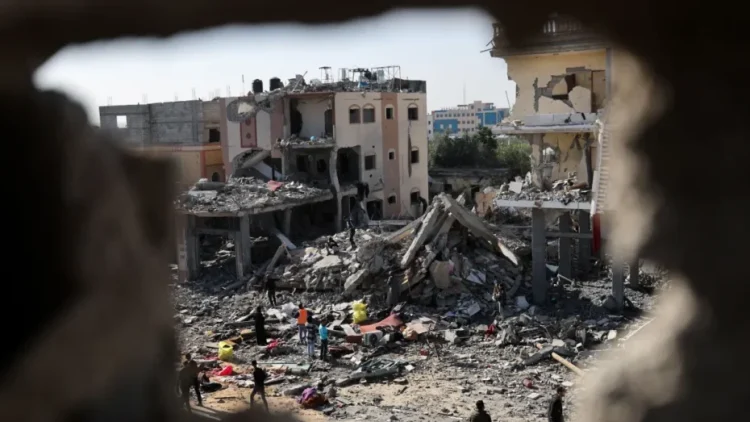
[[491, 15, 607, 57]]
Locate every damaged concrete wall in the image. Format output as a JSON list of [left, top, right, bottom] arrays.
[[218, 96, 281, 176], [397, 93, 429, 216], [288, 150, 331, 182], [100, 100, 214, 145], [296, 98, 330, 139], [218, 97, 248, 177], [534, 132, 594, 182], [255, 109, 272, 150], [506, 50, 607, 119]]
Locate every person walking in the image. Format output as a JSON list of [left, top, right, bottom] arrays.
[[254, 306, 267, 346], [306, 317, 317, 359], [346, 216, 356, 249], [318, 321, 329, 361], [296, 304, 308, 344], [547, 386, 566, 422], [265, 277, 277, 307], [250, 360, 269, 411], [178, 359, 202, 412], [492, 282, 505, 320], [469, 400, 491, 422]]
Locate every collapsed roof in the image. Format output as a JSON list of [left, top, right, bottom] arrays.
[[176, 177, 332, 216]]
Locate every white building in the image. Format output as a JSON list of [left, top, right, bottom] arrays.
[[428, 100, 509, 139]]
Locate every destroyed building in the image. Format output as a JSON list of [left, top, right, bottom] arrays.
[[172, 191, 665, 421], [99, 100, 225, 190], [218, 66, 429, 223], [485, 15, 636, 311], [428, 168, 509, 199], [174, 67, 430, 282]]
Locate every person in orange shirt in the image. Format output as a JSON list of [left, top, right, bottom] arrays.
[[296, 304, 308, 344]]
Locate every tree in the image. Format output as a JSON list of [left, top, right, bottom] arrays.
[[429, 130, 501, 168], [496, 141, 532, 178], [474, 126, 498, 151]]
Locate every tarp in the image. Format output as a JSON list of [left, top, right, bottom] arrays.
[[359, 314, 404, 333], [267, 180, 284, 192]]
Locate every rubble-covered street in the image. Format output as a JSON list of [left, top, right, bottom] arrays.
[[171, 193, 668, 422]]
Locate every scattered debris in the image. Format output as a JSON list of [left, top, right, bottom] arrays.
[[177, 177, 332, 214], [172, 189, 668, 420]]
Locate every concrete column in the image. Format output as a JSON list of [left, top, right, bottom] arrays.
[[577, 211, 592, 277], [329, 149, 342, 232], [281, 148, 292, 177], [558, 212, 572, 280], [530, 134, 545, 189], [282, 209, 292, 238], [531, 208, 548, 305], [175, 214, 193, 282], [612, 258, 625, 312], [234, 215, 252, 279], [629, 257, 640, 287], [185, 215, 200, 280]]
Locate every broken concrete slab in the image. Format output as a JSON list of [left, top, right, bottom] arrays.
[[400, 205, 444, 268], [569, 86, 592, 113], [466, 269, 486, 285], [437, 193, 519, 266], [313, 255, 343, 270], [343, 269, 368, 295], [429, 260, 453, 289], [386, 214, 425, 244], [444, 328, 471, 344], [509, 181, 523, 194]]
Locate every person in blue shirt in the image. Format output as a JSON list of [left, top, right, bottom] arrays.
[[318, 322, 329, 361]]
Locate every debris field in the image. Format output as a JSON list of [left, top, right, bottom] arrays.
[[171, 192, 667, 421]]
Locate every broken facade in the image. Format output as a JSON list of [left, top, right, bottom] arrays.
[[491, 15, 608, 188], [99, 100, 225, 189], [219, 70, 430, 224], [488, 15, 633, 310], [176, 70, 430, 282]]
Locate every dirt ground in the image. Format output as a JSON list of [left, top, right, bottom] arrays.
[[190, 383, 327, 422], [185, 344, 579, 422]]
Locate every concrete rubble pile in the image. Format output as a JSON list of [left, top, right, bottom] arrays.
[[277, 134, 334, 148], [263, 229, 395, 291], [489, 173, 590, 205], [176, 177, 331, 214], [171, 192, 667, 420]]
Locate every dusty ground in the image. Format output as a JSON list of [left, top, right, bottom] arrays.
[[174, 270, 664, 422], [190, 384, 327, 422]]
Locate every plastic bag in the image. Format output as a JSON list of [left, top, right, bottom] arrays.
[[352, 301, 367, 324], [217, 365, 233, 376], [218, 341, 234, 361]]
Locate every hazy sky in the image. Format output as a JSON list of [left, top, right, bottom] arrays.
[[33, 8, 514, 124]]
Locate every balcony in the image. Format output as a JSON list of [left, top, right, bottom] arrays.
[[490, 15, 607, 57]]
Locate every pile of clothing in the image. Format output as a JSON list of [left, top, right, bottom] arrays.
[[297, 386, 328, 409]]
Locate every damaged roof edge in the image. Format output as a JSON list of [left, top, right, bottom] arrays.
[[492, 123, 597, 135]]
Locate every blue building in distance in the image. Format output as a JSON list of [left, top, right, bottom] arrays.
[[428, 100, 509, 139]]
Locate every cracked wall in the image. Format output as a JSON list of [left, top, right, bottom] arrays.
[[507, 51, 605, 182], [507, 50, 607, 119], [531, 133, 595, 182]]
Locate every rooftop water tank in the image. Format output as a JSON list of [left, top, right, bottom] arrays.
[[270, 77, 283, 91], [252, 79, 263, 94]]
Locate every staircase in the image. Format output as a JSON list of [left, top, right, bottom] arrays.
[[593, 119, 611, 215]]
